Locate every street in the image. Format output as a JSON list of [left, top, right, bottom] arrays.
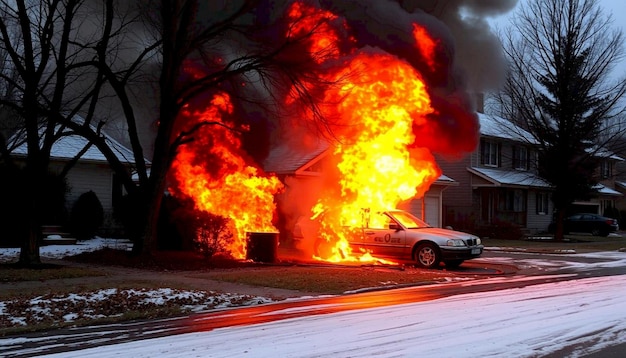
[[2, 249, 626, 357]]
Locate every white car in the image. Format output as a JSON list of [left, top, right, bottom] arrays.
[[315, 210, 484, 268]]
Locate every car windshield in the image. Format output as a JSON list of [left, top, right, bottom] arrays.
[[387, 211, 431, 229]]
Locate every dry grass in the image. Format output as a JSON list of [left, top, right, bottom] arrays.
[[0, 264, 104, 283], [199, 265, 454, 294]]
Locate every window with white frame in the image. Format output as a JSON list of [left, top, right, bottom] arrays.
[[481, 140, 499, 167], [536, 192, 549, 215], [513, 146, 528, 170]]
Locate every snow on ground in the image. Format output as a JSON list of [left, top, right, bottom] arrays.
[[3, 239, 626, 357], [0, 237, 133, 261], [475, 250, 626, 272], [0, 287, 274, 327], [37, 275, 626, 358], [0, 238, 275, 327]]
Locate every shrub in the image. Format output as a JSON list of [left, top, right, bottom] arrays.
[[160, 194, 234, 257], [70, 191, 104, 241], [194, 212, 234, 258]]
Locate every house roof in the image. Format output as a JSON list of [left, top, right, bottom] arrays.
[[434, 174, 457, 186], [468, 166, 552, 188], [470, 167, 623, 198], [263, 139, 329, 175], [478, 112, 538, 144], [589, 146, 624, 161], [263, 140, 457, 184], [479, 113, 624, 162], [592, 183, 622, 197], [9, 121, 141, 165]]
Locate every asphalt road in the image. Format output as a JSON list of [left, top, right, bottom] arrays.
[[2, 250, 625, 357]]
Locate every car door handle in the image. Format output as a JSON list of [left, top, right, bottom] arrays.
[[365, 231, 375, 235]]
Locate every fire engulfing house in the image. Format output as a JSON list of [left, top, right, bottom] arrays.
[[437, 112, 623, 237], [263, 140, 458, 246]]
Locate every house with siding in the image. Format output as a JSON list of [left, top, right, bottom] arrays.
[[10, 125, 142, 223], [437, 112, 623, 236], [588, 148, 624, 216]]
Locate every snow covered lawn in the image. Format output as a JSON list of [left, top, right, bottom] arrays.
[[0, 287, 273, 328], [0, 238, 275, 329]]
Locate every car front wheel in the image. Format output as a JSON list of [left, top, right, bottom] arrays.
[[415, 243, 440, 269]]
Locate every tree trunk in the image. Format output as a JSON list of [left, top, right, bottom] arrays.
[[18, 162, 44, 266], [131, 0, 190, 257], [17, 87, 44, 266], [18, 222, 41, 265], [132, 98, 179, 257], [131, 166, 168, 257], [139, 174, 167, 256]]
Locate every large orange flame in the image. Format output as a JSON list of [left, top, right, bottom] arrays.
[[171, 1, 463, 266], [309, 52, 441, 263], [170, 93, 283, 259], [287, 1, 341, 64]]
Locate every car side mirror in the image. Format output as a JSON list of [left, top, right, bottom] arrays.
[[389, 222, 401, 231]]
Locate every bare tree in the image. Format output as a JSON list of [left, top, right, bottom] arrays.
[[29, 0, 344, 255], [91, 0, 344, 256], [0, 29, 22, 156], [0, 0, 126, 265], [0, 0, 347, 262], [492, 0, 626, 240]]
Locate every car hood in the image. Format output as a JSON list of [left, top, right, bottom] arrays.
[[406, 227, 477, 241]]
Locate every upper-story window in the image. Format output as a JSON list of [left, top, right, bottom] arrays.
[[512, 145, 529, 170], [480, 139, 500, 167], [600, 160, 612, 179]]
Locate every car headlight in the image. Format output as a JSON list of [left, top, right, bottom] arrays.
[[446, 239, 466, 247], [475, 237, 481, 245]]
